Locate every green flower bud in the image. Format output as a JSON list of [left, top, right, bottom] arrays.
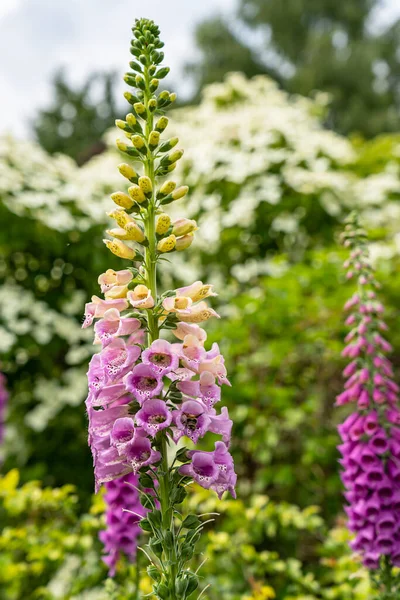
[[133, 102, 146, 115], [168, 149, 184, 164], [116, 138, 140, 157], [155, 66, 170, 79], [169, 92, 177, 103], [155, 116, 169, 132], [150, 78, 159, 92], [155, 583, 169, 600], [115, 119, 129, 131], [148, 98, 157, 112], [129, 61, 142, 73], [159, 137, 179, 153], [147, 566, 161, 583], [135, 74, 146, 90], [126, 113, 137, 128], [131, 135, 145, 150], [124, 74, 136, 87], [124, 91, 139, 105]]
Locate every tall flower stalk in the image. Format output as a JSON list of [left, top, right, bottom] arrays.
[[338, 213, 400, 597], [83, 18, 236, 598]]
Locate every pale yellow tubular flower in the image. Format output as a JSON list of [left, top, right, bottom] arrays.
[[128, 185, 146, 204], [103, 238, 136, 260], [111, 191, 134, 210], [124, 221, 146, 243], [159, 180, 176, 196], [172, 218, 197, 237], [127, 284, 154, 309], [175, 234, 194, 252], [157, 234, 176, 253], [156, 213, 171, 235], [107, 209, 135, 229], [104, 284, 130, 300], [176, 281, 217, 303], [177, 301, 220, 323]]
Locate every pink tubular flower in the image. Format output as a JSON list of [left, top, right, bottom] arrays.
[[136, 399, 172, 436], [142, 339, 179, 375], [338, 214, 400, 570], [125, 363, 164, 404], [82, 296, 129, 328], [94, 309, 141, 346]]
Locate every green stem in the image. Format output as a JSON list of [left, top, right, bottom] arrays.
[[141, 48, 176, 598]]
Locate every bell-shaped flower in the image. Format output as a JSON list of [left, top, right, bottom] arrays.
[[173, 399, 211, 444], [178, 335, 207, 372], [125, 364, 163, 404], [127, 285, 155, 309], [176, 301, 220, 324], [83, 296, 129, 328], [98, 269, 133, 295], [173, 322, 207, 344], [124, 429, 161, 473], [208, 406, 233, 445], [110, 417, 136, 454], [142, 339, 179, 375], [198, 353, 230, 386], [176, 281, 217, 303], [210, 441, 237, 499], [178, 371, 221, 408], [100, 338, 141, 382], [179, 451, 219, 489], [94, 308, 141, 346], [136, 399, 172, 436]]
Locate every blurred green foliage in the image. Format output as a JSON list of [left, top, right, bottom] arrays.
[[188, 0, 400, 138], [34, 71, 120, 165], [1, 75, 400, 597]]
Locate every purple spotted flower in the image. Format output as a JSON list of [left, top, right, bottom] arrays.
[[125, 363, 163, 404], [101, 339, 141, 382], [94, 309, 141, 346], [124, 429, 161, 473], [136, 399, 172, 436], [173, 399, 211, 444], [178, 371, 221, 409], [180, 451, 219, 489], [142, 339, 179, 375], [180, 442, 237, 498]]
